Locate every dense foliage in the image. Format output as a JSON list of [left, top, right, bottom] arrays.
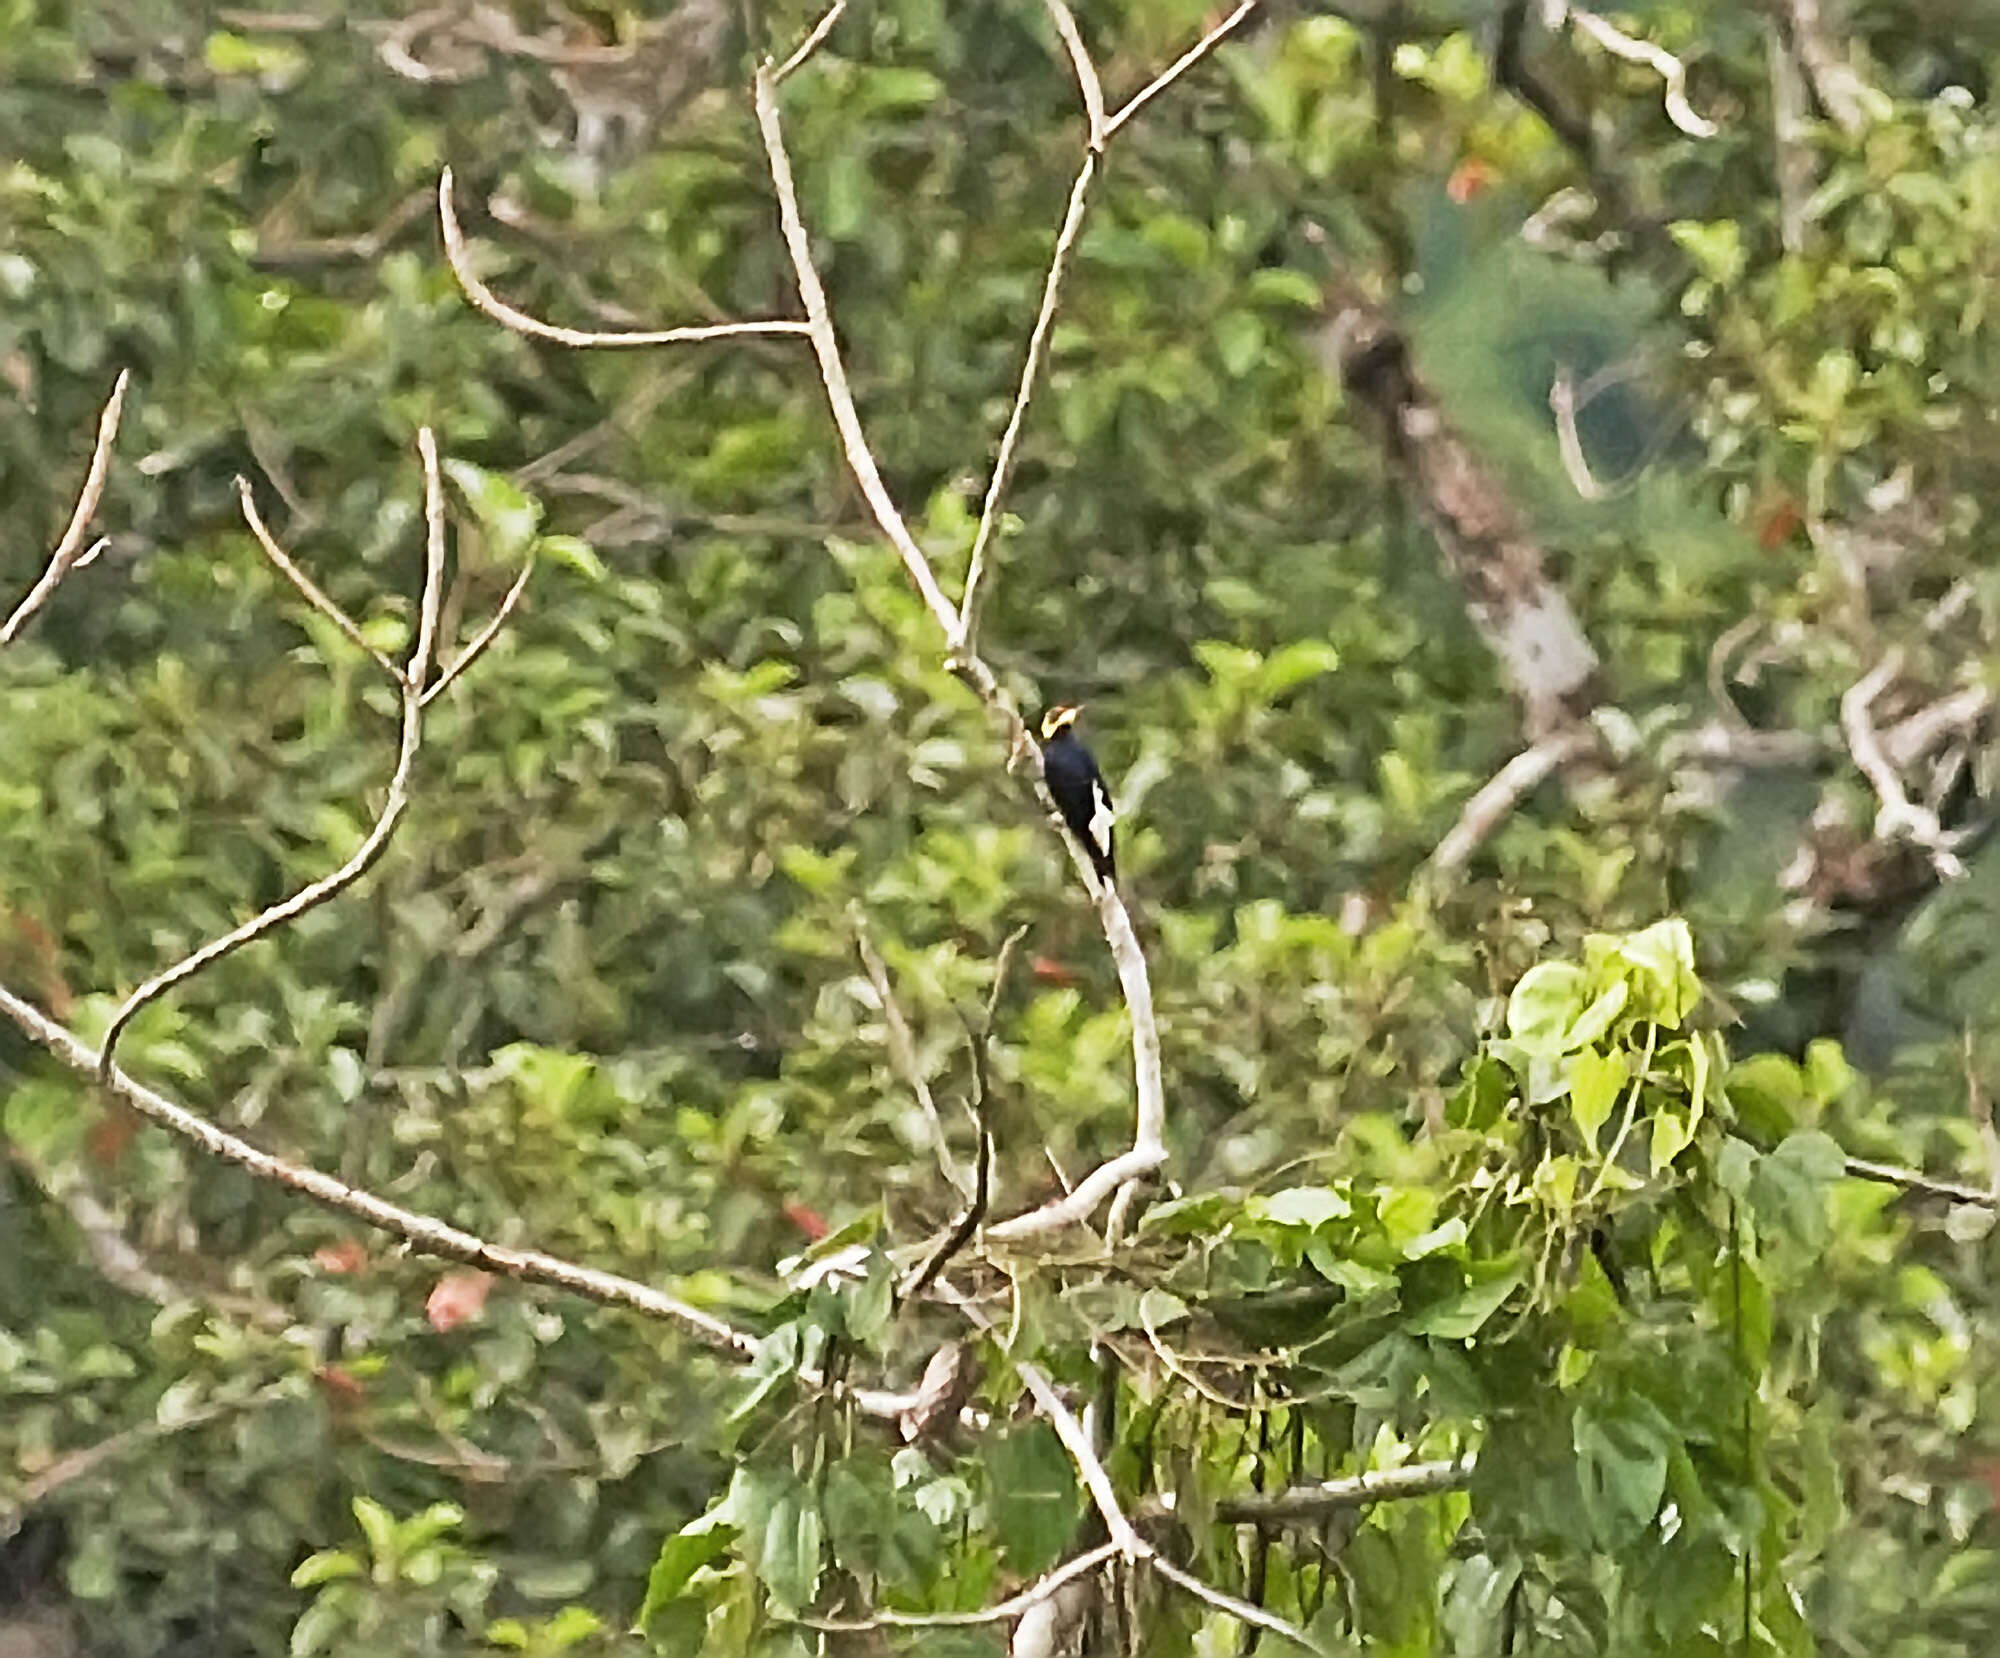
[[5, 1, 2000, 1653]]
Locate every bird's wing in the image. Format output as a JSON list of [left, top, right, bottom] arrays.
[[1086, 774, 1116, 860]]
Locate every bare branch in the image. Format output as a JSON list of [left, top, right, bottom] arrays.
[[1, 370, 129, 647], [1043, 0, 1108, 141], [1104, 0, 1258, 138], [1846, 1155, 1998, 1210], [1426, 724, 1598, 882], [1781, 0, 1870, 136], [1150, 1555, 1328, 1654], [1567, 8, 1718, 139], [237, 479, 401, 682], [751, 69, 965, 639], [774, 0, 847, 84], [1204, 1456, 1477, 1524], [0, 979, 758, 1356], [437, 170, 811, 350], [795, 1541, 1120, 1633], [98, 431, 453, 1078], [1839, 651, 1966, 880], [1548, 368, 1608, 502], [988, 1142, 1166, 1242], [855, 915, 968, 1198], [958, 147, 1099, 650], [421, 545, 537, 706], [411, 428, 449, 688]]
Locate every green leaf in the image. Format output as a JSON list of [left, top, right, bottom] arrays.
[[1751, 1130, 1846, 1248], [730, 1465, 822, 1616], [845, 1250, 895, 1351], [289, 1550, 361, 1589], [445, 459, 542, 556], [1256, 1186, 1351, 1229], [1617, 919, 1699, 1026], [986, 1424, 1080, 1576], [1575, 1405, 1669, 1546], [536, 535, 605, 583], [1409, 1267, 1522, 1339], [1507, 963, 1588, 1054], [1564, 980, 1629, 1052], [1566, 1047, 1628, 1153], [352, 1495, 398, 1563], [1258, 638, 1341, 697]]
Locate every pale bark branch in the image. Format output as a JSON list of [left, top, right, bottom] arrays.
[[422, 545, 537, 706], [1425, 725, 1599, 882], [1206, 1455, 1477, 1523], [97, 433, 457, 1079], [1103, 0, 1258, 138], [795, 1541, 1119, 1634], [753, 60, 1167, 1239], [1846, 1155, 1998, 1210], [0, 978, 759, 1356], [1, 370, 129, 647], [1567, 7, 1717, 138], [1150, 1554, 1327, 1654], [437, 169, 811, 350], [773, 0, 847, 83], [236, 478, 400, 682], [1839, 650, 1967, 881]]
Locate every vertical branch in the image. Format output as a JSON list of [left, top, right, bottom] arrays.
[[1, 370, 130, 647]]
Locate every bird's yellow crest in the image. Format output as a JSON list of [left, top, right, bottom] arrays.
[[1040, 703, 1083, 741]]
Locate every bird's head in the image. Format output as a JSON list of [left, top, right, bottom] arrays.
[[1039, 703, 1083, 741]]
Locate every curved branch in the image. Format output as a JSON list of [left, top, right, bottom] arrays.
[[1, 369, 129, 646], [0, 979, 757, 1357], [437, 169, 812, 350]]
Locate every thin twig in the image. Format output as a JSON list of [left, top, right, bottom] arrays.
[[0, 979, 758, 1355], [958, 146, 1098, 649], [411, 428, 448, 688], [1845, 1155, 1997, 1209], [1567, 8, 1718, 138], [1204, 1456, 1477, 1524], [1103, 0, 1258, 138], [99, 432, 451, 1078], [1840, 651, 1966, 880], [1, 370, 129, 647], [422, 546, 537, 706], [1426, 724, 1598, 881], [750, 69, 964, 639], [1150, 1555, 1330, 1654], [1043, 0, 1107, 140], [773, 0, 846, 83], [854, 915, 968, 1198], [237, 480, 401, 681], [437, 169, 811, 349], [794, 1541, 1120, 1633]]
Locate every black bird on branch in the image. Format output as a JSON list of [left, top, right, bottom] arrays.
[[1040, 703, 1117, 889]]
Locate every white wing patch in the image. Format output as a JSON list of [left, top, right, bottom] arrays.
[[1087, 778, 1117, 859]]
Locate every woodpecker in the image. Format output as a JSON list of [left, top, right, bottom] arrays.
[[1039, 703, 1116, 887]]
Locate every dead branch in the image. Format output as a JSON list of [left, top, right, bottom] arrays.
[[752, 57, 1166, 1237], [1846, 1155, 1998, 1210], [1426, 725, 1600, 881], [1103, 0, 1257, 138], [1202, 1456, 1477, 1524], [1314, 283, 1600, 736], [237, 477, 399, 680], [0, 978, 759, 1356], [437, 170, 811, 350], [774, 0, 848, 84], [1839, 651, 1967, 881], [1, 370, 129, 647], [1566, 7, 1717, 138], [97, 434, 453, 1078], [795, 1540, 1120, 1634], [1778, 0, 1869, 136]]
